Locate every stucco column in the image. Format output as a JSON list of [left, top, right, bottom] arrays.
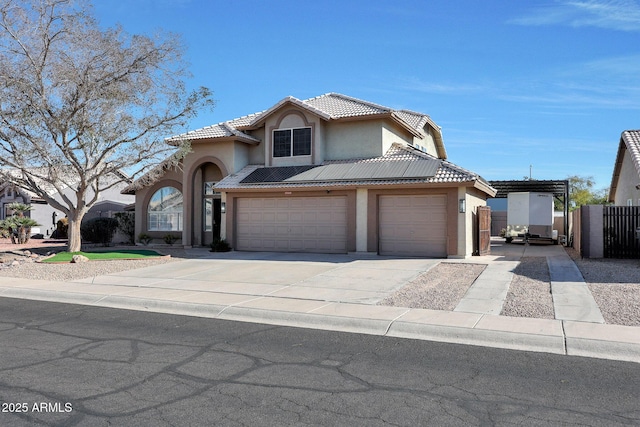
[[455, 187, 468, 259], [192, 168, 203, 246], [220, 192, 227, 240], [182, 174, 192, 248], [356, 188, 368, 252]]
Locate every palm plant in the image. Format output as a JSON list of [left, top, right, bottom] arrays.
[[0, 219, 12, 239], [4, 202, 39, 244]]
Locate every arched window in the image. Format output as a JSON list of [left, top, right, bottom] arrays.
[[148, 187, 183, 231]]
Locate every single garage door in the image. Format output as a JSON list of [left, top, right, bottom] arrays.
[[379, 194, 447, 257], [236, 196, 348, 253]]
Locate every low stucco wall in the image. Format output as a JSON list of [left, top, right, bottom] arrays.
[[581, 205, 604, 258]]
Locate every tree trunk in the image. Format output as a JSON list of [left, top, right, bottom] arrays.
[[67, 216, 83, 252], [18, 227, 26, 244]]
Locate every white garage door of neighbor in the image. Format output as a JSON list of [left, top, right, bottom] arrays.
[[379, 194, 447, 257], [236, 196, 348, 253]]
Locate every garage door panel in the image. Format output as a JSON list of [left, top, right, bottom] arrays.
[[379, 195, 447, 257], [236, 196, 347, 253]]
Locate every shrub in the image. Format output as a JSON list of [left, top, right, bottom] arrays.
[[81, 217, 119, 246], [54, 217, 69, 239], [163, 234, 178, 245], [138, 233, 152, 246], [209, 238, 231, 252], [114, 212, 135, 244]]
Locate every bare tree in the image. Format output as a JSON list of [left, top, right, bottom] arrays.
[[0, 0, 213, 251]]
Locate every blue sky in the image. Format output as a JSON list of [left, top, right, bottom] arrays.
[[93, 0, 640, 191]]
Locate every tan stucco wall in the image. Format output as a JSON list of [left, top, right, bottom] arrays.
[[247, 128, 265, 164], [355, 188, 368, 252], [325, 120, 385, 160], [184, 141, 235, 175], [614, 150, 640, 205], [456, 187, 487, 258], [412, 126, 438, 157], [382, 122, 413, 154]]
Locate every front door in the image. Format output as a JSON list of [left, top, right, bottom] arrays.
[[203, 182, 221, 246]]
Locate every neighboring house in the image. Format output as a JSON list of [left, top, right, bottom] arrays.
[[0, 183, 54, 236], [0, 172, 134, 239], [124, 93, 496, 258], [609, 130, 640, 206]]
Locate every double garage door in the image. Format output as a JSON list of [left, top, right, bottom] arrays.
[[379, 194, 447, 257], [236, 196, 348, 253]]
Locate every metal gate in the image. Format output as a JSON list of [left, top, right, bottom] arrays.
[[478, 206, 491, 256], [603, 206, 640, 258]]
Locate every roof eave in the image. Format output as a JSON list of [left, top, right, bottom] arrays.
[[389, 112, 425, 139], [473, 179, 498, 197], [218, 180, 476, 192], [248, 96, 332, 128], [166, 134, 260, 146], [433, 129, 447, 159], [609, 134, 627, 202]]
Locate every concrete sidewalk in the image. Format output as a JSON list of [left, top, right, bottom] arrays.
[[454, 241, 606, 324], [0, 246, 639, 364]]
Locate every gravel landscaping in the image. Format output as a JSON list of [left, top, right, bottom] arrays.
[[0, 238, 187, 281], [0, 252, 178, 281], [500, 257, 555, 320], [567, 248, 640, 327], [380, 247, 640, 327], [379, 263, 486, 311]]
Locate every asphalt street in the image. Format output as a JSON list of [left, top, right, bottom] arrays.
[[0, 297, 639, 426]]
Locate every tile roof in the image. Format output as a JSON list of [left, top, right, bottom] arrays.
[[166, 93, 439, 144], [622, 130, 640, 175], [304, 93, 391, 118], [165, 119, 261, 144], [216, 143, 487, 191], [609, 130, 640, 201], [394, 110, 431, 131]]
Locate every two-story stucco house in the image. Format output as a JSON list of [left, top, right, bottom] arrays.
[[124, 93, 496, 258], [609, 130, 640, 206]]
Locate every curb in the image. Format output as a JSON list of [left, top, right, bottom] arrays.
[[1, 288, 639, 364]]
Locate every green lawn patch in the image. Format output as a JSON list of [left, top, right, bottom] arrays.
[[42, 249, 164, 263]]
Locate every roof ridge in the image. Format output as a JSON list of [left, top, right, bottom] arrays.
[[396, 108, 427, 116], [304, 92, 393, 114]]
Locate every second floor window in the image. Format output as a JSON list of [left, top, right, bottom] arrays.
[[273, 127, 311, 157]]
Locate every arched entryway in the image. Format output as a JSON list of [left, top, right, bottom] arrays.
[[191, 162, 224, 247]]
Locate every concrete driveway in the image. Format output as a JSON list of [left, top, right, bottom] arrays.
[[74, 251, 442, 305]]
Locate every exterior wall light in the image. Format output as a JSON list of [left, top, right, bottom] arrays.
[[221, 202, 226, 214], [459, 199, 466, 213]]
